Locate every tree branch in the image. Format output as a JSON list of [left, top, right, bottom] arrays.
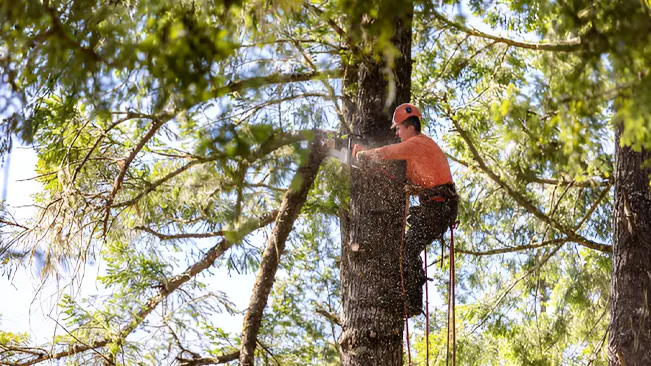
[[444, 106, 611, 253], [469, 242, 565, 335], [10, 212, 278, 366], [102, 116, 171, 235], [111, 129, 315, 212], [431, 9, 583, 52], [305, 3, 359, 56], [214, 70, 340, 97], [456, 238, 571, 256], [449, 155, 611, 188], [314, 303, 343, 326], [291, 39, 350, 132], [0, 219, 30, 231], [176, 352, 240, 366], [110, 156, 220, 209], [134, 226, 224, 241], [238, 136, 327, 365]]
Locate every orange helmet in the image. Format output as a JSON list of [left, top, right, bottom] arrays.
[[391, 103, 422, 129]]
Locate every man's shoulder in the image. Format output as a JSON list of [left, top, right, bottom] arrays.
[[414, 133, 437, 145]]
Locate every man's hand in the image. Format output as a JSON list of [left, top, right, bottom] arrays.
[[404, 184, 421, 196], [352, 144, 367, 159]]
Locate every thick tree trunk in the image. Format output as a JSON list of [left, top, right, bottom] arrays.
[[608, 125, 651, 365], [338, 5, 413, 366]]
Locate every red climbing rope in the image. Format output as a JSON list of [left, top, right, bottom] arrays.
[[399, 191, 412, 365], [424, 248, 430, 366], [446, 221, 459, 366]]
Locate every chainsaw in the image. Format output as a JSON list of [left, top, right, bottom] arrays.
[[326, 134, 362, 167]]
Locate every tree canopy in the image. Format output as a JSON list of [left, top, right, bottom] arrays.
[[1, 0, 650, 364]]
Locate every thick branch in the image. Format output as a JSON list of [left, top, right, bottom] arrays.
[[448, 154, 611, 188], [238, 137, 327, 366], [445, 108, 611, 253], [456, 238, 570, 256], [11, 212, 277, 366], [431, 9, 582, 52]]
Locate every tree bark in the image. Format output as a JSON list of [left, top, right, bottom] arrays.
[[608, 124, 651, 365], [339, 3, 414, 365]]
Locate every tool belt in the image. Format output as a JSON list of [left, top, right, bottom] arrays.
[[418, 183, 458, 204]]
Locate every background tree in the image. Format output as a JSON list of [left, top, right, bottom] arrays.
[[1, 0, 650, 365]]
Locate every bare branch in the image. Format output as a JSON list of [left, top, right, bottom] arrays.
[[573, 183, 612, 231], [431, 9, 582, 52]]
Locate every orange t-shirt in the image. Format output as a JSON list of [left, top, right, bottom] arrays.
[[371, 134, 453, 188]]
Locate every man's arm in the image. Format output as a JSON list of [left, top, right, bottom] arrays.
[[355, 140, 413, 161]]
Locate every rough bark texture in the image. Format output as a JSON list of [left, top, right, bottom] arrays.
[[239, 139, 326, 366], [608, 125, 651, 365], [339, 5, 413, 365]]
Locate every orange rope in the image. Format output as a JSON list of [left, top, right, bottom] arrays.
[[399, 191, 412, 365]]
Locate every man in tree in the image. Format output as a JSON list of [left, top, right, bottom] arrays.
[[353, 103, 459, 317]]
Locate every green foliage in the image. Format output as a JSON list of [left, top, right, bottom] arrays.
[[2, 0, 651, 364]]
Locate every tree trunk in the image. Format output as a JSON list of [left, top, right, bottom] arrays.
[[609, 124, 651, 365], [338, 4, 413, 365]]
